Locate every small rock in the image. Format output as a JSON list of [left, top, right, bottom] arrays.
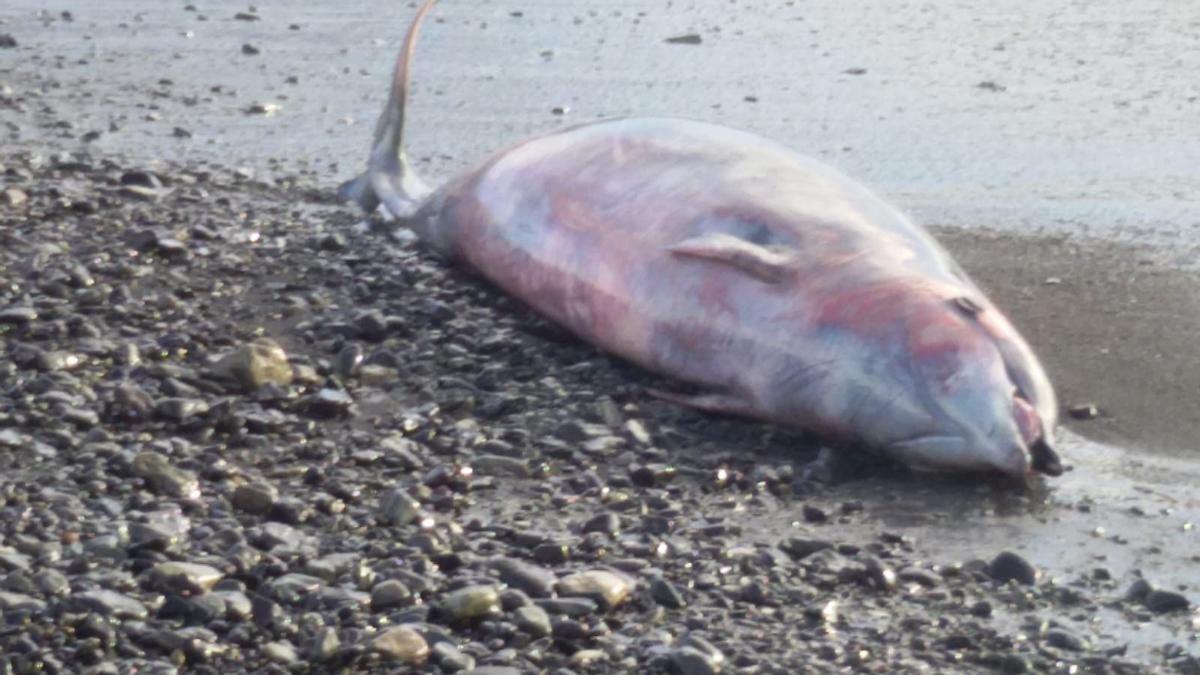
[[665, 33, 702, 45], [780, 538, 833, 560], [263, 641, 299, 664], [988, 551, 1037, 586], [491, 557, 556, 598], [581, 512, 620, 536], [556, 570, 633, 609], [1125, 578, 1154, 602], [650, 577, 686, 609], [306, 626, 340, 662], [513, 604, 552, 637], [371, 579, 412, 611], [1044, 628, 1087, 651], [370, 626, 429, 664], [354, 310, 389, 341], [242, 43, 260, 55], [1144, 589, 1190, 613], [803, 504, 828, 523], [148, 562, 225, 594], [432, 641, 475, 672], [534, 597, 597, 617], [1068, 403, 1100, 420], [305, 388, 354, 418], [132, 452, 201, 499], [210, 338, 293, 390], [670, 646, 722, 675], [72, 589, 149, 620], [232, 482, 278, 515], [245, 102, 280, 116], [155, 397, 209, 422], [442, 585, 501, 623], [0, 591, 45, 612], [378, 488, 420, 525], [36, 350, 83, 372], [0, 306, 36, 324]]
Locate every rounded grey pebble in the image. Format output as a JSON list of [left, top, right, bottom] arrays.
[[370, 579, 412, 611], [513, 604, 552, 637]]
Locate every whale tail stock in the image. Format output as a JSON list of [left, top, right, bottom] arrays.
[[339, 0, 437, 219]]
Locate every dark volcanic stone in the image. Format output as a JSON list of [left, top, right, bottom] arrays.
[[650, 577, 686, 609], [491, 557, 557, 598], [1144, 589, 1190, 613], [305, 388, 354, 418], [780, 538, 833, 560], [988, 551, 1037, 586], [581, 512, 620, 536], [1044, 628, 1086, 651]]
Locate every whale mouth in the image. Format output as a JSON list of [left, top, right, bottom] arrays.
[[886, 434, 1028, 475]]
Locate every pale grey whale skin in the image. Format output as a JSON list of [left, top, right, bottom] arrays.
[[341, 0, 1061, 478]]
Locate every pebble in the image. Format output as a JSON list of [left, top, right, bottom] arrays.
[[155, 397, 209, 422], [132, 452, 201, 499], [210, 338, 294, 389], [780, 537, 833, 560], [0, 591, 46, 612], [513, 604, 553, 637], [263, 641, 299, 664], [306, 388, 355, 418], [535, 597, 598, 617], [370, 626, 430, 664], [231, 482, 278, 515], [378, 487, 421, 525], [147, 561, 224, 593], [1044, 628, 1087, 651], [370, 579, 412, 611], [988, 551, 1038, 586], [650, 576, 686, 608], [555, 569, 633, 609], [581, 512, 620, 536], [0, 306, 37, 323], [433, 641, 476, 672], [670, 646, 723, 675], [72, 589, 149, 620], [1144, 589, 1190, 613], [442, 585, 502, 623], [491, 557, 557, 598], [306, 626, 340, 662]]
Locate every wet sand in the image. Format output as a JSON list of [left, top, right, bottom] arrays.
[[938, 228, 1200, 457]]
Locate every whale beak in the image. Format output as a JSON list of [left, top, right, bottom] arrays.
[[1029, 438, 1063, 476]]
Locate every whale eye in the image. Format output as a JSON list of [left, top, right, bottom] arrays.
[[951, 296, 983, 316]]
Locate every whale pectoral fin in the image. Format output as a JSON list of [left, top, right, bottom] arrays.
[[646, 387, 759, 417], [667, 233, 793, 284]]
